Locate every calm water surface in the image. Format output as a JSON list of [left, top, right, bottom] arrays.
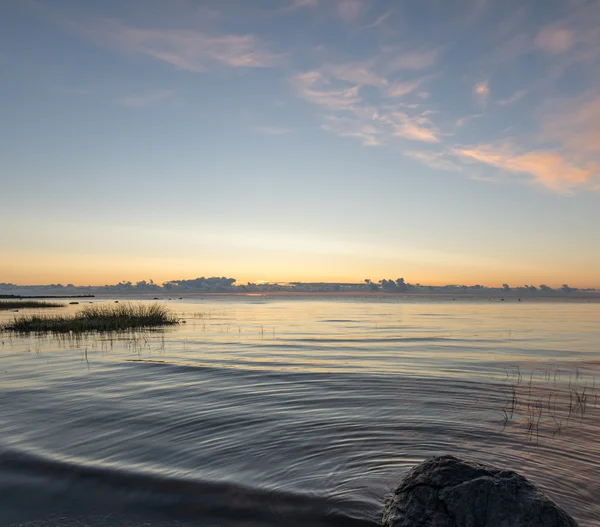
[[1, 296, 599, 526]]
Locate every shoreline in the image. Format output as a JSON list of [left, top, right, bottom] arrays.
[[88, 291, 600, 301], [3, 292, 600, 302]]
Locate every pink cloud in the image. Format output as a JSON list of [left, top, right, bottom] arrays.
[[386, 79, 425, 98], [535, 27, 574, 54], [289, 0, 319, 8], [336, 0, 363, 21], [379, 112, 440, 143], [455, 145, 593, 192], [543, 94, 600, 155], [453, 92, 600, 193], [293, 54, 440, 149], [327, 62, 387, 87], [321, 108, 441, 147], [473, 80, 490, 104], [392, 119, 439, 143], [294, 71, 362, 110], [321, 115, 382, 146], [79, 20, 283, 72]]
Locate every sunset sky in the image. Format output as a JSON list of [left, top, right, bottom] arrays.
[[1, 0, 599, 287]]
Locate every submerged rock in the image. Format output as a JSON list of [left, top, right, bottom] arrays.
[[382, 455, 577, 527]]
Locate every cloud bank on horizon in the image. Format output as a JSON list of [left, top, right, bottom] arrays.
[[1, 0, 599, 287]]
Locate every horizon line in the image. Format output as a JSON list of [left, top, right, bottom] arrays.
[[1, 277, 597, 291]]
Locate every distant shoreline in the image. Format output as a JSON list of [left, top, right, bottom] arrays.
[[89, 291, 600, 301], [3, 292, 600, 302], [0, 294, 95, 300]]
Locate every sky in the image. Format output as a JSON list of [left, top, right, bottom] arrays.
[[1, 0, 599, 288]]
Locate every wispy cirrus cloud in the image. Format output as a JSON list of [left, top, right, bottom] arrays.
[[107, 23, 283, 71], [496, 89, 528, 106], [284, 0, 365, 22], [451, 89, 600, 193], [404, 150, 461, 172], [321, 108, 440, 147], [321, 114, 382, 146], [294, 61, 440, 147], [37, 0, 600, 195], [294, 70, 362, 110], [488, 2, 600, 72], [380, 111, 440, 143], [293, 50, 440, 108], [535, 27, 574, 54], [31, 0, 284, 72], [473, 80, 490, 105], [63, 15, 283, 72], [291, 34, 443, 156], [288, 0, 320, 9], [364, 10, 391, 29], [454, 145, 594, 193], [455, 113, 484, 128], [431, 2, 600, 194], [326, 62, 388, 88], [286, 0, 600, 194], [542, 94, 600, 157], [336, 0, 363, 21], [387, 77, 430, 98]]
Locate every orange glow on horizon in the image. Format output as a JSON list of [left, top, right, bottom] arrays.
[[2, 247, 598, 290], [2, 267, 598, 290]]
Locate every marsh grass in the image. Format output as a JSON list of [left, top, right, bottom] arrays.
[[500, 365, 598, 443], [0, 300, 63, 310], [1, 302, 179, 333]]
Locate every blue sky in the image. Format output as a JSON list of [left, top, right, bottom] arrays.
[[1, 0, 599, 287]]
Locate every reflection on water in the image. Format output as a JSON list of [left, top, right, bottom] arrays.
[[1, 297, 599, 526]]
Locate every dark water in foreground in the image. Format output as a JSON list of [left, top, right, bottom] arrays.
[[1, 296, 599, 526]]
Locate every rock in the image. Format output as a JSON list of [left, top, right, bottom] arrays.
[[382, 455, 577, 527]]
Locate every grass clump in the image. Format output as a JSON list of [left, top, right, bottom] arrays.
[[0, 300, 63, 310], [1, 302, 179, 333]]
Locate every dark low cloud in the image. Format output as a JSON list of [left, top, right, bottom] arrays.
[[1, 278, 594, 297]]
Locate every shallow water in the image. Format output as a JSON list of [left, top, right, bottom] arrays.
[[1, 296, 599, 526]]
